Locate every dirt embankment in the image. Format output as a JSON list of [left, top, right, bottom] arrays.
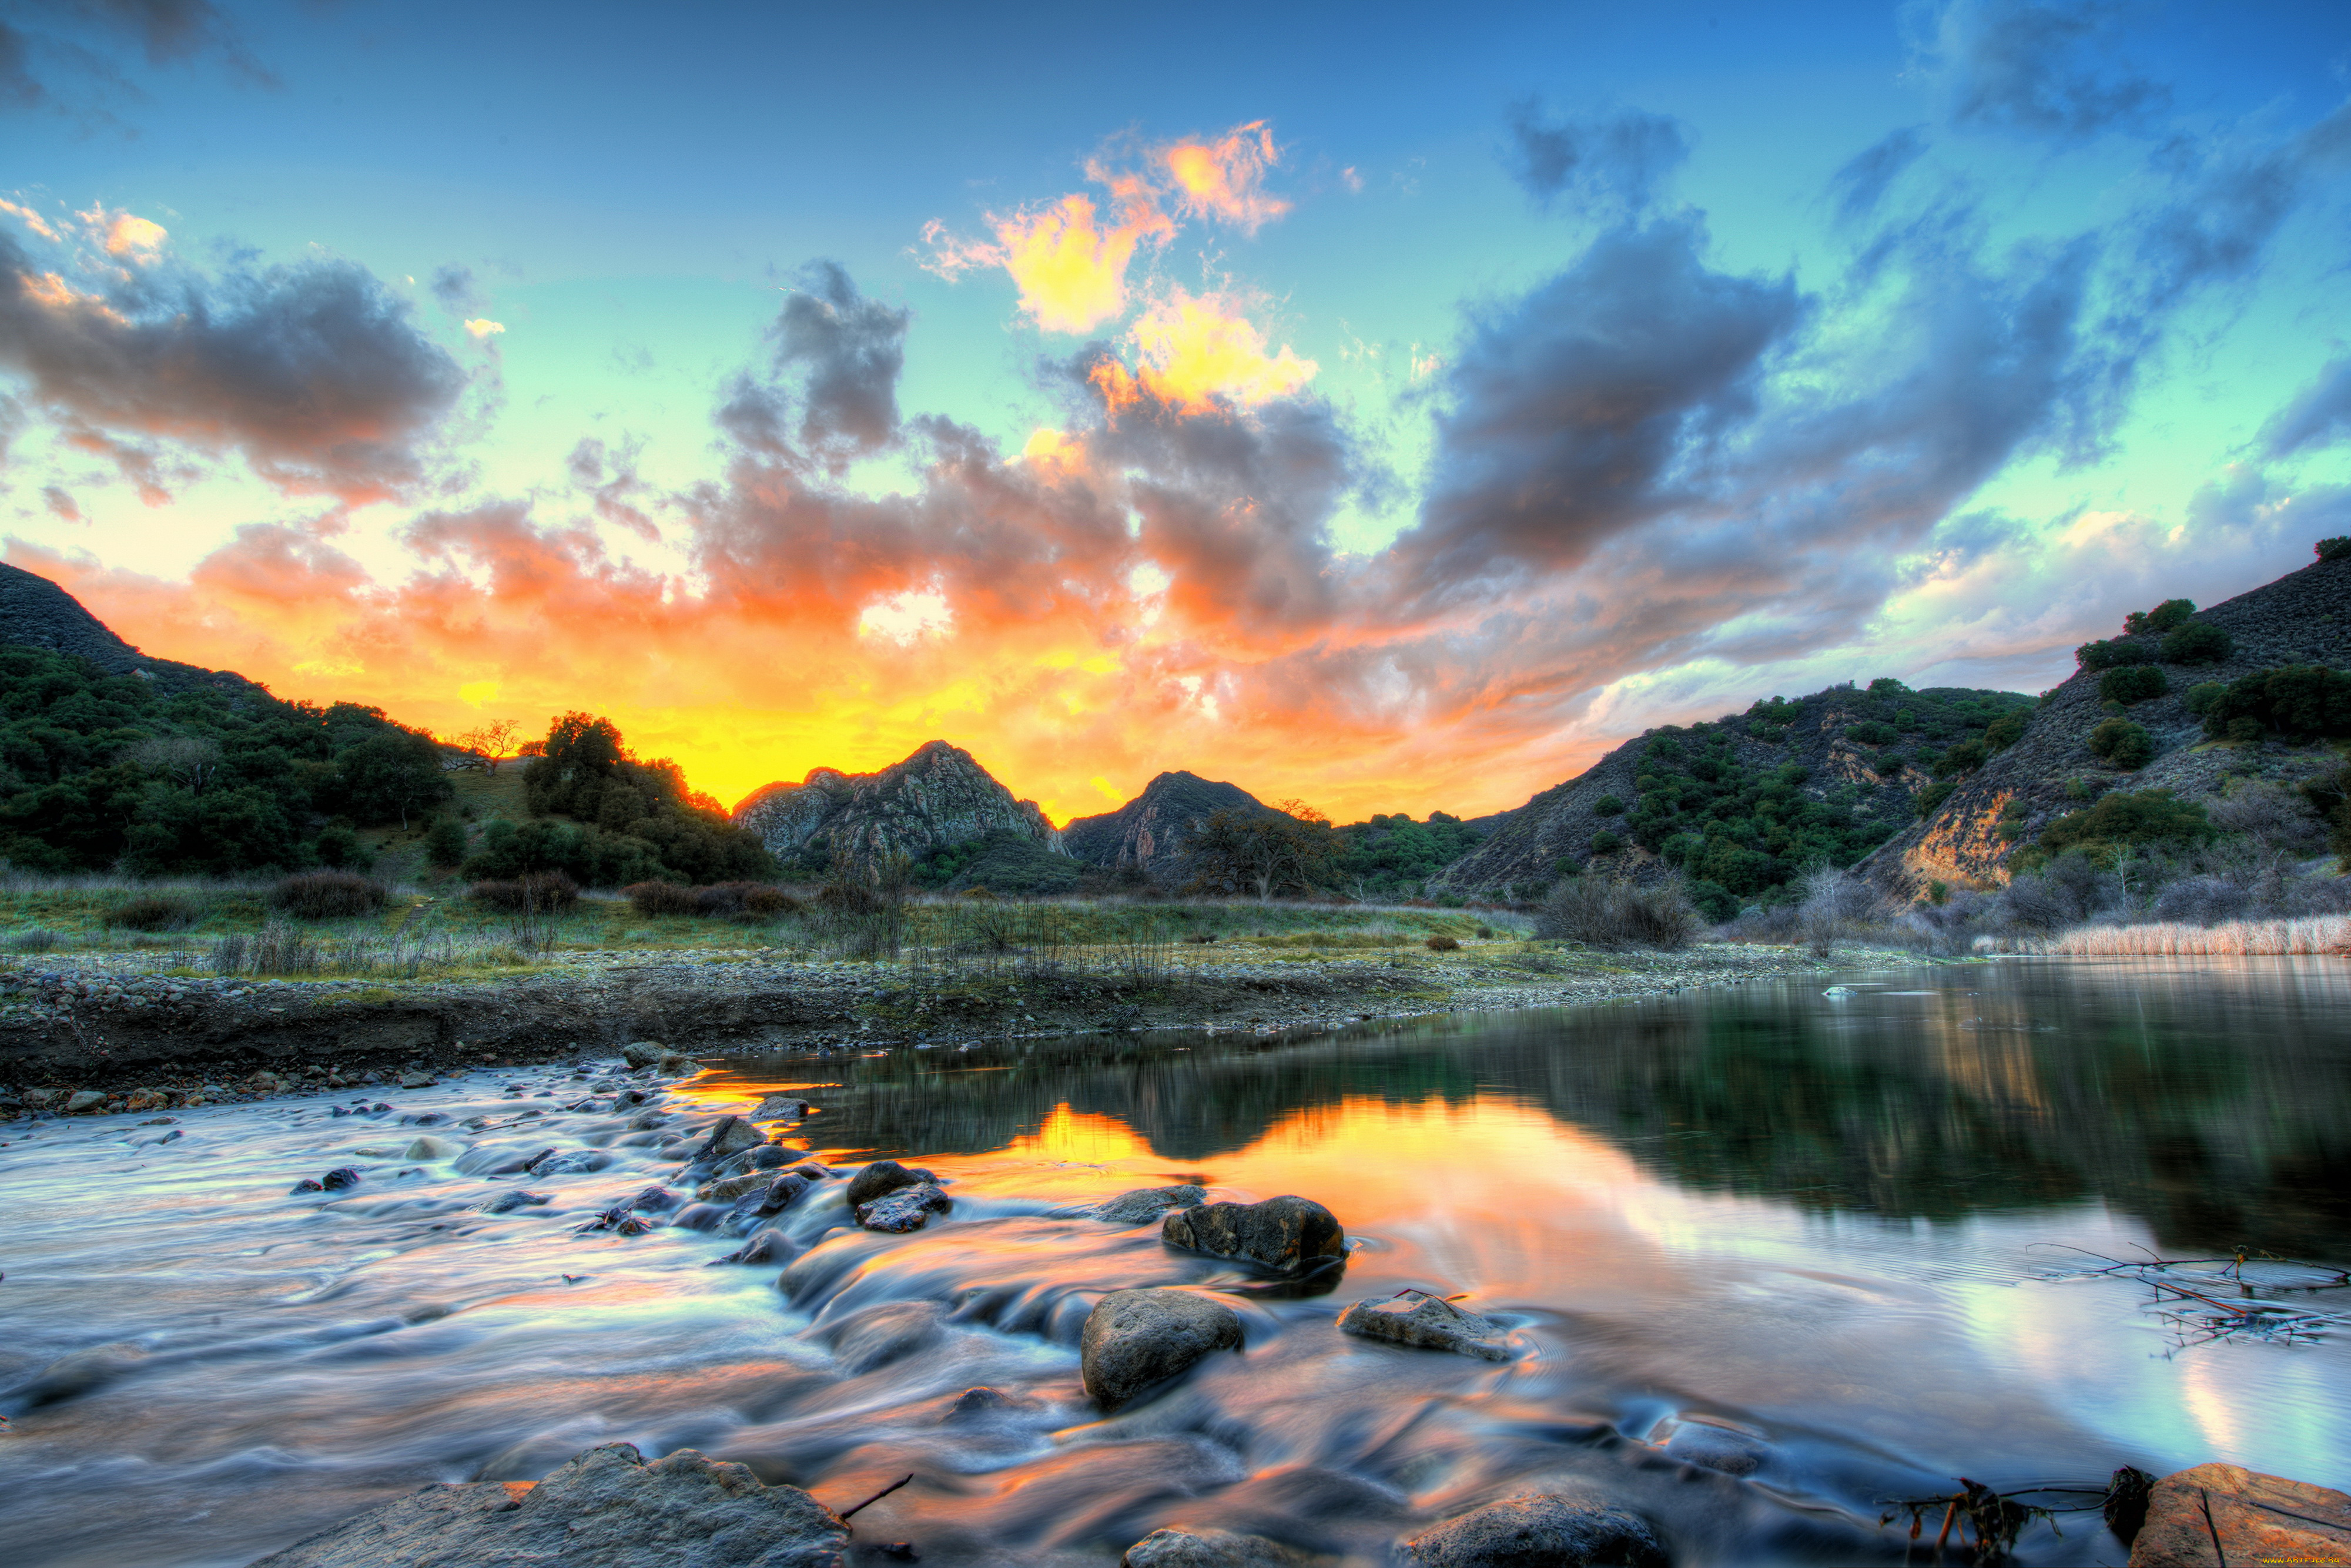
[[0, 942, 1890, 1113]]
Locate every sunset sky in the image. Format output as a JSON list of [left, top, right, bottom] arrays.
[[4, 0, 2349, 825]]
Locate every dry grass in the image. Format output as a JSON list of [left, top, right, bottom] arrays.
[[2038, 915, 2351, 956]]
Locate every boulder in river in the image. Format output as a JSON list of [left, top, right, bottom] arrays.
[[618, 1041, 665, 1069], [689, 1115, 765, 1163], [397, 1070, 436, 1089], [751, 1094, 809, 1122], [1163, 1195, 1345, 1271], [717, 1230, 797, 1267], [857, 1182, 952, 1232], [1400, 1493, 1667, 1568], [1099, 1185, 1206, 1224], [401, 1135, 465, 1161], [845, 1159, 936, 1208], [2128, 1462, 2350, 1567], [1123, 1526, 1300, 1567], [1080, 1288, 1244, 1411], [247, 1441, 847, 1567], [65, 1090, 105, 1114], [1337, 1292, 1509, 1360]]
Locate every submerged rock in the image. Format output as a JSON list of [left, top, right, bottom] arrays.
[[401, 1135, 465, 1161], [717, 1230, 797, 1267], [477, 1189, 549, 1215], [751, 1094, 809, 1122], [1337, 1292, 1509, 1360], [845, 1160, 935, 1208], [1080, 1288, 1244, 1410], [1162, 1195, 1345, 1272], [1099, 1185, 1207, 1224], [320, 1167, 363, 1191], [820, 1301, 944, 1373], [857, 1182, 951, 1232], [1401, 1494, 1667, 1568], [2129, 1463, 2351, 1567], [247, 1441, 847, 1567], [1124, 1527, 1300, 1567]]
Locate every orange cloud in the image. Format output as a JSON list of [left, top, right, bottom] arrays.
[[1160, 120, 1291, 231], [1091, 289, 1318, 414]]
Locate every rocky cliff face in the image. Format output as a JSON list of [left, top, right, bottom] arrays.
[[0, 562, 261, 698], [732, 741, 1064, 872], [1061, 771, 1271, 883], [1856, 554, 2351, 895]]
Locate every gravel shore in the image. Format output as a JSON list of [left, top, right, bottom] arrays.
[[0, 940, 1927, 1115]]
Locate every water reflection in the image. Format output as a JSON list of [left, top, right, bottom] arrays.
[[0, 959, 2342, 1568]]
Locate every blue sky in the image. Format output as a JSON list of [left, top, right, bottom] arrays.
[[4, 0, 2348, 820]]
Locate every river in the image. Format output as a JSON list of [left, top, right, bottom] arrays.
[[1, 957, 2345, 1565]]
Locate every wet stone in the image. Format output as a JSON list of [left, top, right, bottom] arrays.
[[689, 1115, 765, 1163], [1124, 1527, 1301, 1567], [751, 1094, 809, 1122], [320, 1167, 363, 1191], [717, 1230, 796, 1267], [246, 1442, 847, 1567], [1099, 1184, 1207, 1224], [1163, 1195, 1346, 1272], [2129, 1463, 2351, 1568], [478, 1190, 549, 1214], [1337, 1292, 1509, 1360], [845, 1159, 935, 1209], [857, 1182, 952, 1232], [1401, 1494, 1669, 1568], [1080, 1288, 1244, 1411], [64, 1091, 105, 1114]]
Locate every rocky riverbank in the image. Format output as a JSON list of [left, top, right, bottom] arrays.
[[0, 940, 1919, 1115]]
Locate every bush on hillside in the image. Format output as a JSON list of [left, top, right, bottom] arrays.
[[1933, 738, 1988, 777], [470, 871, 581, 913], [2317, 537, 2351, 562], [1536, 875, 1700, 950], [1846, 720, 1900, 745], [2198, 665, 2351, 742], [1590, 795, 1625, 816], [2077, 638, 2154, 671], [2159, 621, 2232, 665], [1984, 713, 2028, 749], [2036, 789, 2211, 857], [2182, 682, 2228, 718], [314, 824, 373, 870], [2087, 717, 2155, 770], [2099, 665, 2168, 705], [270, 870, 389, 920], [107, 894, 196, 932], [424, 816, 468, 869], [1425, 934, 1460, 951], [512, 711, 775, 886], [625, 880, 698, 916], [2124, 599, 2196, 636]]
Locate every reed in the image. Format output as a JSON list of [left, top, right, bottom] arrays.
[[2037, 915, 2351, 956]]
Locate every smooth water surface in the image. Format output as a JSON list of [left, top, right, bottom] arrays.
[[1, 957, 2345, 1566]]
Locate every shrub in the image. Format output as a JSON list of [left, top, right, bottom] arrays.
[[2226, 715, 2264, 743], [270, 870, 389, 920], [470, 871, 581, 913], [1535, 876, 1700, 950], [2319, 537, 2351, 562], [2077, 638, 2154, 671], [108, 894, 196, 932], [6, 928, 61, 953], [2087, 717, 2155, 769], [692, 881, 798, 919], [2159, 621, 2232, 665], [2182, 682, 2227, 718], [1589, 829, 1625, 854], [2200, 665, 2351, 742], [2124, 599, 2196, 636], [1685, 877, 1739, 923], [1590, 794, 1625, 816], [1425, 934, 1460, 951], [1933, 738, 1988, 777], [423, 816, 468, 869], [1984, 713, 2027, 750], [625, 880, 698, 916], [1846, 720, 1900, 746], [314, 825, 373, 871], [2037, 789, 2211, 856], [2099, 665, 2168, 706], [1914, 779, 1956, 819]]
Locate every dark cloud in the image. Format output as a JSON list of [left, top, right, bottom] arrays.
[[2261, 357, 2351, 458], [41, 483, 79, 522], [1830, 126, 1929, 223], [0, 231, 465, 503], [1502, 100, 1689, 218], [2, 0, 271, 118], [773, 262, 908, 463], [1399, 219, 1801, 602], [430, 264, 485, 317], [1924, 0, 2168, 140], [564, 434, 659, 542]]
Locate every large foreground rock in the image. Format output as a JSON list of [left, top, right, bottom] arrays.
[[1100, 1184, 1207, 1224], [1081, 1288, 1244, 1410], [845, 1159, 935, 1208], [1402, 1493, 1667, 1567], [1123, 1525, 1299, 1566], [857, 1181, 952, 1232], [2129, 1462, 2351, 1567], [1338, 1292, 1509, 1360], [1162, 1195, 1345, 1271], [247, 1442, 847, 1566]]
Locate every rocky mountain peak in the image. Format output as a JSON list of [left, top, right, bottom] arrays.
[[1061, 770, 1273, 882], [731, 739, 1063, 873]]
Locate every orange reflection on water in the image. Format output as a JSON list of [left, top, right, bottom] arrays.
[[1000, 1103, 1161, 1167]]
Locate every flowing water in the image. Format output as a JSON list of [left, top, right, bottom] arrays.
[[2, 957, 2347, 1566]]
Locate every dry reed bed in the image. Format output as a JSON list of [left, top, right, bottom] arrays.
[[2037, 915, 2351, 957]]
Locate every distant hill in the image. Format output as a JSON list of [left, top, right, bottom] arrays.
[[732, 740, 1063, 877], [1061, 770, 1272, 883], [1857, 552, 2351, 894], [0, 561, 264, 700], [1433, 681, 2036, 908]]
